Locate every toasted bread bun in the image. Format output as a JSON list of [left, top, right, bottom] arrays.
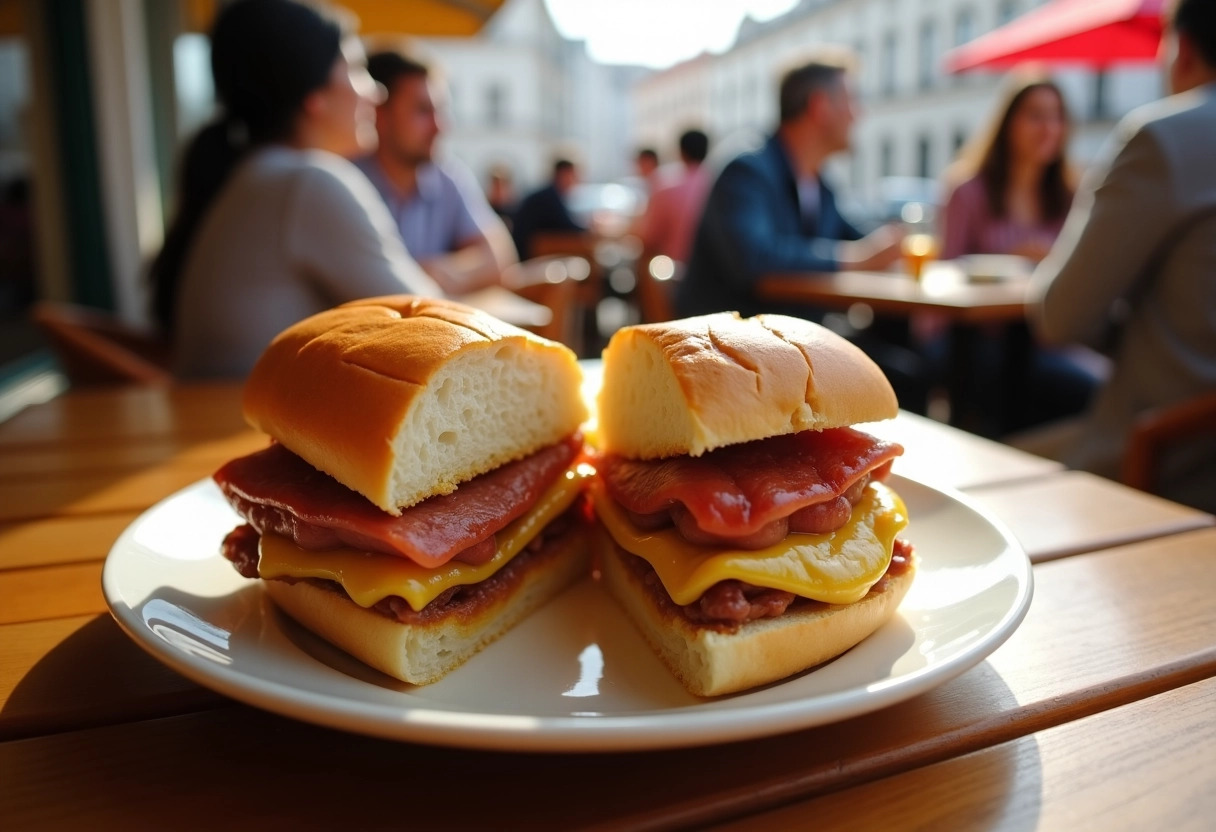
[[596, 312, 897, 459], [243, 295, 587, 513], [597, 530, 916, 697], [266, 529, 591, 685]]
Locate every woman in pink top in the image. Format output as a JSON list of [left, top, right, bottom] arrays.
[[936, 72, 1099, 436], [940, 73, 1075, 261]]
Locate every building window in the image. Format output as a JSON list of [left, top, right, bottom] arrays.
[[881, 32, 898, 97], [954, 7, 975, 46], [953, 128, 968, 155], [880, 138, 894, 178], [917, 134, 932, 179], [918, 19, 937, 90], [486, 83, 505, 127], [996, 0, 1019, 26]]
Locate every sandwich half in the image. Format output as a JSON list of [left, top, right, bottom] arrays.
[[593, 311, 916, 696], [214, 296, 591, 684]]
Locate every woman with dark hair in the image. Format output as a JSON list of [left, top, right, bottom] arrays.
[[940, 72, 1076, 261], [151, 0, 439, 378], [932, 70, 1100, 436]]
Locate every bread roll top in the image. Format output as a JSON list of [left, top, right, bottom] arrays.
[[597, 312, 897, 459], [243, 295, 587, 513]]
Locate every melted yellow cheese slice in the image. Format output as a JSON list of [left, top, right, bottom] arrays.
[[592, 481, 908, 605], [258, 462, 594, 611]]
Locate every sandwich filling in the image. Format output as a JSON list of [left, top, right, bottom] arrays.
[[215, 435, 591, 615], [593, 427, 911, 627]]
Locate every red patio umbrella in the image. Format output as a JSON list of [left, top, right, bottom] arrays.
[[945, 0, 1167, 73]]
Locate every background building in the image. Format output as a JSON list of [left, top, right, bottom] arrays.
[[417, 0, 646, 192], [632, 0, 1162, 223]]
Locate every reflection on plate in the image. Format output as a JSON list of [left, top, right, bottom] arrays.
[[102, 474, 1032, 752]]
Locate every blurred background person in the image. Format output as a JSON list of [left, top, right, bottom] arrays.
[[486, 164, 517, 231], [150, 0, 438, 379], [937, 70, 1100, 435], [356, 46, 515, 295], [636, 128, 711, 265], [1028, 0, 1216, 511], [634, 146, 661, 194], [940, 72, 1075, 263], [678, 50, 904, 320], [677, 49, 927, 412], [511, 158, 586, 260]]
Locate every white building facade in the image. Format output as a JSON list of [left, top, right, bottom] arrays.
[[632, 0, 1163, 216], [418, 0, 646, 195]]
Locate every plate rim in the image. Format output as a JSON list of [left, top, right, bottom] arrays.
[[102, 473, 1033, 752]]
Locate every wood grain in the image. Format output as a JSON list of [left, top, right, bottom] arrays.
[[0, 383, 246, 448], [0, 463, 222, 522], [967, 470, 1215, 562], [859, 411, 1064, 491], [0, 513, 139, 570], [0, 614, 224, 741], [1, 530, 1214, 828], [0, 431, 265, 479], [712, 676, 1216, 832], [0, 562, 106, 625]]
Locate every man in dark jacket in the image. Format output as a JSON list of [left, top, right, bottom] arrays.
[[678, 51, 902, 319], [511, 159, 586, 260]]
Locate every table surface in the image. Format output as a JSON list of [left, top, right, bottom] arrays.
[[2, 382, 1213, 829], [758, 264, 1030, 324]]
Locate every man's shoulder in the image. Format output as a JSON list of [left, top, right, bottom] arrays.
[[1119, 84, 1216, 141]]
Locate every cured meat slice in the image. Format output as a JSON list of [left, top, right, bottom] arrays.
[[215, 434, 581, 568], [599, 428, 901, 539]]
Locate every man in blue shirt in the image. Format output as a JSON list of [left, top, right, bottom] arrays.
[[356, 49, 516, 294], [678, 51, 903, 319]]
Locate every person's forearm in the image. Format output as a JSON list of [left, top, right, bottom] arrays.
[[421, 241, 503, 295]]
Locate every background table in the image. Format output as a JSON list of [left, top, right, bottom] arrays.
[[2, 383, 1213, 829], [759, 267, 1034, 434]]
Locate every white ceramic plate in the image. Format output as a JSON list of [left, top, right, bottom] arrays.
[[102, 474, 1032, 752]]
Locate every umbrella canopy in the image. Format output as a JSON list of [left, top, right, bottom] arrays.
[[945, 0, 1167, 73], [343, 0, 506, 37]]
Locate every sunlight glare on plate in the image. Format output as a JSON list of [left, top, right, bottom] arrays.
[[132, 485, 241, 561], [563, 644, 605, 698], [142, 598, 233, 665]]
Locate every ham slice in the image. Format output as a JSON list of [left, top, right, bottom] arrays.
[[599, 427, 901, 542], [214, 434, 581, 568]]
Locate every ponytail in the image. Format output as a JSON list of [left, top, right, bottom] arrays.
[[150, 118, 250, 331], [149, 0, 344, 332]]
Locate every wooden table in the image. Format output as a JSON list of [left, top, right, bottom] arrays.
[[3, 383, 1214, 829], [760, 265, 1033, 434], [758, 265, 1030, 326]]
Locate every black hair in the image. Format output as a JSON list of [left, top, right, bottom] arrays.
[[553, 158, 576, 177], [678, 129, 709, 163], [366, 49, 429, 94], [150, 0, 344, 332], [1174, 0, 1216, 68]]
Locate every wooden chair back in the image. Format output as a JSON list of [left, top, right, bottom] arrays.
[[634, 251, 682, 323], [501, 255, 592, 354], [31, 302, 173, 387], [1122, 391, 1216, 494]]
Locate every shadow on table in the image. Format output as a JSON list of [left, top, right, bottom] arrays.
[[1, 647, 1044, 830], [0, 612, 227, 742]]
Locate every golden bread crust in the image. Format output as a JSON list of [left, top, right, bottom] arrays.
[[596, 312, 898, 459]]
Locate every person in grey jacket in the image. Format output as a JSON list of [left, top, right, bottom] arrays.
[[1029, 0, 1216, 511], [152, 0, 439, 379]]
